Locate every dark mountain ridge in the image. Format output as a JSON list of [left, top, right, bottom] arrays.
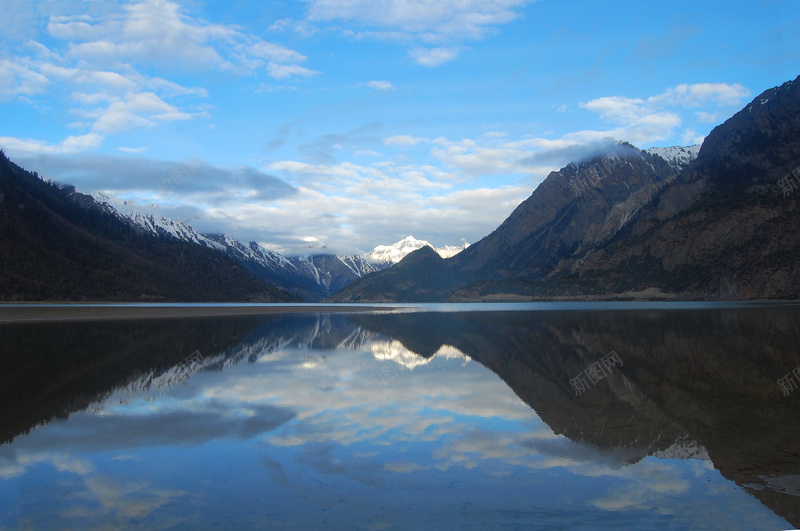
[[330, 76, 800, 302], [0, 152, 299, 302]]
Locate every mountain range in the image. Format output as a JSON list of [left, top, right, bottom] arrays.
[[0, 164, 468, 302], [331, 75, 800, 302], [2, 75, 799, 302], [90, 196, 468, 301]]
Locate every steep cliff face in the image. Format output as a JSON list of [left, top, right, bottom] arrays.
[[453, 143, 676, 279], [550, 77, 800, 300], [331, 75, 800, 302]]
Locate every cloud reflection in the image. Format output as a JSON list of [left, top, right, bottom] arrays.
[[0, 314, 791, 530]]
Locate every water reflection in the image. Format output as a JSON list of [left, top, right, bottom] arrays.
[[1, 306, 799, 529]]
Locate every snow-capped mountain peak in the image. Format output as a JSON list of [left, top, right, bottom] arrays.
[[365, 235, 469, 265]]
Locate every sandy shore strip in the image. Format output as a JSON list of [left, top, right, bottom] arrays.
[[0, 303, 391, 323]]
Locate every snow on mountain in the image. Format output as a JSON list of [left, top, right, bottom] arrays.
[[91, 192, 380, 301], [652, 434, 710, 461], [93, 192, 223, 249], [202, 233, 295, 272], [435, 242, 470, 259], [289, 254, 378, 294], [365, 235, 469, 266], [646, 145, 702, 173]]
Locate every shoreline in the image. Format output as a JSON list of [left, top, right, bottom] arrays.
[[0, 304, 388, 323], [1, 299, 796, 324]]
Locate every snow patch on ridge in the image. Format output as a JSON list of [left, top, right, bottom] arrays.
[[646, 145, 701, 173]]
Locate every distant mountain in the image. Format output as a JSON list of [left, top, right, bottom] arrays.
[[288, 254, 378, 297], [364, 235, 469, 267], [330, 75, 800, 302], [95, 195, 380, 301], [0, 153, 299, 302], [96, 198, 468, 301]]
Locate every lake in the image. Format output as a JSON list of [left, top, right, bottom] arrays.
[[1, 303, 799, 529]]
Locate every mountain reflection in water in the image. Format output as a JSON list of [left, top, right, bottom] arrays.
[[1, 305, 799, 529]]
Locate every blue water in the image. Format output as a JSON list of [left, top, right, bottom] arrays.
[[0, 307, 798, 529]]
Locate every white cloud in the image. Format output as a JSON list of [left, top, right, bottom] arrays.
[[0, 59, 49, 100], [306, 0, 533, 66], [581, 83, 751, 125], [578, 83, 750, 146], [255, 154, 529, 253], [383, 135, 425, 146], [61, 133, 105, 153], [307, 0, 532, 40], [3, 0, 307, 146], [1, 133, 104, 155], [266, 62, 320, 79], [651, 83, 750, 108], [81, 92, 206, 135], [118, 146, 149, 154], [431, 137, 550, 177], [269, 18, 320, 38], [90, 101, 156, 133], [581, 96, 646, 123], [40, 64, 140, 92], [52, 1, 229, 70], [248, 41, 307, 64], [145, 77, 208, 98], [409, 46, 463, 66], [366, 80, 395, 90], [12, 0, 314, 146], [127, 91, 177, 114], [49, 0, 313, 78]]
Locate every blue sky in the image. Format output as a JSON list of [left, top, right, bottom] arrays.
[[1, 0, 799, 254]]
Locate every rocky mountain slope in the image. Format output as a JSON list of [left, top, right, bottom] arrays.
[[330, 76, 800, 302], [331, 143, 682, 301], [0, 153, 299, 302]]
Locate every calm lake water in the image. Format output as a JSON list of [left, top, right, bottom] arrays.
[[1, 303, 800, 530]]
